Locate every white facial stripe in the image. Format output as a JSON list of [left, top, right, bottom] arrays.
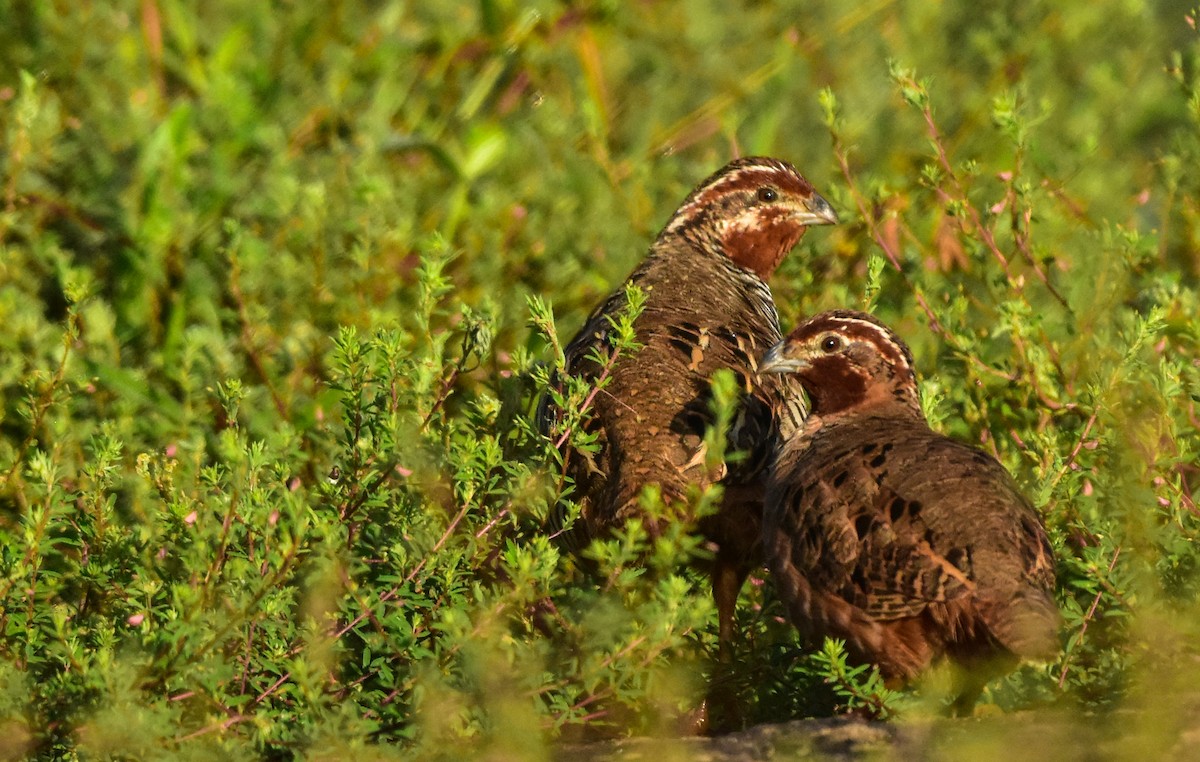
[[723, 208, 760, 237], [664, 161, 804, 234], [808, 315, 913, 371]]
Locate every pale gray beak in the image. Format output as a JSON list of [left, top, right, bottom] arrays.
[[792, 192, 838, 227], [759, 342, 810, 375]]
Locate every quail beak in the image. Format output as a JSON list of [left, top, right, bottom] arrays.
[[790, 192, 839, 227], [759, 342, 812, 375]]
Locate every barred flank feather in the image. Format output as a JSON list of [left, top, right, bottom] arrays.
[[763, 311, 1060, 715]]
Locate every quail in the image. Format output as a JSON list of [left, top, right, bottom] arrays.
[[539, 157, 838, 663], [759, 310, 1059, 714]]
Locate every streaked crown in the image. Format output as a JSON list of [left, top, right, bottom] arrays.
[[659, 156, 837, 280], [760, 310, 921, 418]]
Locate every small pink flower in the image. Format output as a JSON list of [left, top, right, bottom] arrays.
[[128, 613, 145, 626], [288, 477, 301, 492], [184, 511, 198, 525], [396, 465, 413, 478], [1083, 480, 1094, 497], [997, 171, 1013, 182], [165, 444, 177, 458], [269, 511, 279, 526]]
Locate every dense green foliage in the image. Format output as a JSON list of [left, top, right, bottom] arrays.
[[1, 0, 1198, 758]]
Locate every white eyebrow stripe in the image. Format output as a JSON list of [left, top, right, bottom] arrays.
[[806, 314, 914, 370], [663, 160, 808, 235]]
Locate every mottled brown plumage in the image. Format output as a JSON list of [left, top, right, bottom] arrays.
[[760, 310, 1059, 713], [539, 157, 837, 662]]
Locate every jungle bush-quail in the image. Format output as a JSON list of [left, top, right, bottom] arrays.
[[760, 310, 1060, 714], [540, 157, 837, 658]]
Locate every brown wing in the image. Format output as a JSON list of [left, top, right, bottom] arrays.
[[540, 246, 792, 547], [770, 435, 973, 622], [769, 415, 1058, 655]]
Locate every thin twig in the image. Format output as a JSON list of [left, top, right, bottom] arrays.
[[1057, 545, 1121, 689], [830, 130, 944, 334], [255, 672, 293, 705], [174, 714, 248, 743], [332, 500, 472, 641], [227, 252, 288, 419], [1, 313, 77, 490], [919, 104, 1068, 307]]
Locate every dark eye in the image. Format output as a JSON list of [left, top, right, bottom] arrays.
[[821, 335, 842, 352], [756, 186, 778, 203]]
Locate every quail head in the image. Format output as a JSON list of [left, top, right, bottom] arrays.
[[759, 310, 1059, 714], [539, 157, 837, 665]]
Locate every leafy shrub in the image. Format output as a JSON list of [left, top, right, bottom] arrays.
[[0, 1, 1198, 758]]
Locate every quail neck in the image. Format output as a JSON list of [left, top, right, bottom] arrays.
[[660, 157, 838, 281], [760, 310, 922, 421]]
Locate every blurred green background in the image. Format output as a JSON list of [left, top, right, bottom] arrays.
[[1, 0, 1198, 758]]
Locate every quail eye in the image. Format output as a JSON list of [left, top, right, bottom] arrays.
[[756, 186, 778, 203], [821, 335, 842, 352]]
